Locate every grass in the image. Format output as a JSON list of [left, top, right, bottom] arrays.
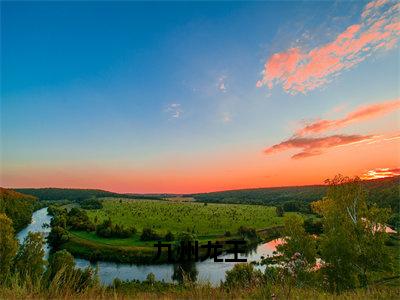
[[70, 230, 226, 247], [86, 198, 287, 236], [2, 278, 400, 300], [64, 198, 289, 263]]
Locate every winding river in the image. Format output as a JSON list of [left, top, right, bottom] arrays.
[[18, 207, 282, 285]]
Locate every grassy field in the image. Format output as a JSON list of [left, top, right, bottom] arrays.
[[84, 198, 286, 236]]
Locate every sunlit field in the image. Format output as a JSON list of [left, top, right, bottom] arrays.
[[85, 198, 285, 236]]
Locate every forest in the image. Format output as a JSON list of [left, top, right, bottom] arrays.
[[14, 188, 162, 201], [0, 188, 37, 231]]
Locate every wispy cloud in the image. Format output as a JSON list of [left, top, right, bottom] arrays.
[[165, 103, 183, 119], [257, 0, 400, 94], [217, 75, 228, 93], [296, 98, 400, 136], [360, 167, 400, 180], [264, 134, 375, 159], [221, 111, 232, 123]]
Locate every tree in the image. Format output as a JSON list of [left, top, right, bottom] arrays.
[[140, 228, 161, 241], [277, 215, 316, 264], [14, 232, 46, 282], [47, 249, 75, 280], [165, 231, 175, 241], [224, 263, 264, 290], [276, 206, 284, 217], [303, 217, 323, 234], [47, 226, 69, 249], [0, 213, 18, 282], [312, 175, 392, 291], [0, 188, 37, 231]]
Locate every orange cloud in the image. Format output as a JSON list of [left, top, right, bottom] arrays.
[[297, 98, 400, 136], [264, 134, 375, 159], [257, 0, 400, 94], [360, 167, 400, 180]]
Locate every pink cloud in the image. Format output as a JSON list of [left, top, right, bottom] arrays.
[[360, 167, 400, 180], [257, 0, 400, 94], [264, 134, 374, 159], [297, 98, 400, 136]]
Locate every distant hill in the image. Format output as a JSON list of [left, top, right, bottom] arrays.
[[192, 176, 400, 213], [13, 188, 162, 201], [0, 187, 37, 230]]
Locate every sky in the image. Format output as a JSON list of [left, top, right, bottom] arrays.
[[1, 0, 399, 193]]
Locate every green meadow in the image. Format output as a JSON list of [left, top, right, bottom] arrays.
[[84, 198, 285, 236]]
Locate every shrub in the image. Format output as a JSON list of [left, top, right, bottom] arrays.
[[140, 228, 161, 241], [47, 226, 70, 249], [224, 263, 264, 290], [96, 219, 135, 238], [165, 231, 175, 241], [80, 198, 103, 210], [238, 226, 257, 239]]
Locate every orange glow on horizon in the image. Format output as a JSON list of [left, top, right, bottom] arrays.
[[360, 167, 400, 180]]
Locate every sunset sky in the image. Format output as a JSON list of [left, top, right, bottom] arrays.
[[1, 0, 399, 193]]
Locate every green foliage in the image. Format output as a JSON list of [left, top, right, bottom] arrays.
[[0, 188, 37, 230], [388, 213, 399, 231], [67, 208, 95, 231], [0, 213, 18, 282], [140, 228, 161, 241], [96, 218, 136, 238], [165, 231, 175, 241], [276, 206, 284, 217], [47, 249, 75, 280], [80, 198, 103, 210], [48, 226, 70, 249], [283, 201, 310, 213], [303, 217, 323, 234], [172, 262, 198, 284], [14, 232, 46, 282], [224, 263, 264, 290], [277, 215, 317, 264], [237, 226, 257, 239], [315, 175, 393, 292], [45, 249, 96, 294]]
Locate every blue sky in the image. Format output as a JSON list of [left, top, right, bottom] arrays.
[[1, 1, 399, 193]]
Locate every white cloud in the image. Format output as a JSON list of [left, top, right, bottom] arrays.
[[165, 103, 183, 119], [217, 75, 228, 92]]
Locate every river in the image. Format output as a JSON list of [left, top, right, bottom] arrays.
[[18, 207, 282, 285]]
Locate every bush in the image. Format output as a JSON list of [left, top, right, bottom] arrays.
[[140, 228, 161, 241], [224, 263, 264, 290], [80, 198, 103, 210], [96, 219, 136, 238], [303, 218, 323, 235], [165, 231, 175, 241], [48, 226, 70, 249], [67, 208, 95, 231], [276, 206, 284, 217], [238, 226, 257, 239]]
